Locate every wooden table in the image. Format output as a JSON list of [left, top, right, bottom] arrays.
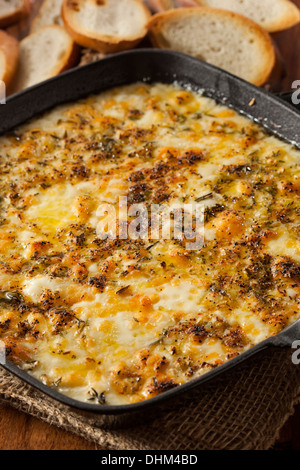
[[1, 0, 300, 451]]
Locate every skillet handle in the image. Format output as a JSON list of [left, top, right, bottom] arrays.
[[269, 319, 300, 348], [277, 91, 300, 112]]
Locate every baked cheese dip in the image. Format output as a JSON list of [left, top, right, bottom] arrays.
[[0, 83, 300, 405]]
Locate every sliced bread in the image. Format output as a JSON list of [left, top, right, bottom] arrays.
[[30, 0, 63, 33], [0, 30, 19, 89], [0, 0, 27, 28], [11, 25, 79, 93], [148, 8, 275, 86], [62, 0, 151, 53], [194, 0, 300, 32]]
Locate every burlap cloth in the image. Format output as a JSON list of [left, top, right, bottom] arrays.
[[1, 346, 300, 450]]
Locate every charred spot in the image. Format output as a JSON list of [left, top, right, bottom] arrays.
[[17, 303, 31, 314], [18, 320, 39, 338], [187, 323, 207, 343], [199, 361, 219, 369], [68, 230, 86, 247], [222, 327, 246, 349], [89, 153, 106, 163], [128, 170, 145, 182], [178, 150, 204, 166], [152, 187, 170, 204], [89, 137, 121, 161], [49, 265, 70, 278], [222, 164, 253, 177], [149, 377, 179, 394], [128, 144, 153, 160], [0, 319, 10, 330], [49, 308, 75, 334], [245, 254, 272, 278], [153, 356, 168, 371], [280, 181, 299, 193], [245, 254, 273, 296], [127, 183, 151, 204], [272, 257, 300, 281], [276, 210, 291, 223], [71, 164, 90, 179], [149, 162, 170, 180], [210, 283, 227, 296], [247, 231, 274, 249], [128, 109, 143, 120], [40, 289, 60, 309], [88, 275, 106, 292], [84, 141, 101, 151]]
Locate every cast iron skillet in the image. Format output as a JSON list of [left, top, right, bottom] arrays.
[[1, 49, 300, 425]]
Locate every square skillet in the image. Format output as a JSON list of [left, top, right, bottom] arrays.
[[1, 49, 300, 426]]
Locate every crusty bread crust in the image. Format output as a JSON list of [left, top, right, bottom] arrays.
[[62, 0, 151, 53], [148, 7, 275, 86], [0, 30, 19, 88], [0, 0, 27, 28], [148, 0, 199, 12], [195, 0, 300, 33]]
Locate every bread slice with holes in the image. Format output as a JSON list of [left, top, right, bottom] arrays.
[[30, 0, 63, 33], [0, 30, 19, 89], [11, 25, 79, 93], [194, 0, 300, 32], [62, 0, 151, 53], [148, 8, 275, 86], [0, 0, 27, 28]]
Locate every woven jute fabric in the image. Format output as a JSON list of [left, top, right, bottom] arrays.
[[1, 346, 300, 450]]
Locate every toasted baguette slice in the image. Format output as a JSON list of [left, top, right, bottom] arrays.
[[11, 25, 79, 93], [0, 0, 27, 28], [148, 8, 275, 86], [30, 0, 63, 33], [0, 30, 19, 89], [62, 0, 151, 53], [195, 0, 300, 32]]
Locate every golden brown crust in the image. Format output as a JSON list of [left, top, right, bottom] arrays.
[[148, 7, 276, 86]]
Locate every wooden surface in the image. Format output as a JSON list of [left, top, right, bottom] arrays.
[[1, 0, 300, 451]]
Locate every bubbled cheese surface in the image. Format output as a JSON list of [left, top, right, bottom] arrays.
[[0, 83, 299, 405]]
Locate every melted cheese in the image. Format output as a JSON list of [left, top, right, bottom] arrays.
[[0, 83, 299, 405]]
